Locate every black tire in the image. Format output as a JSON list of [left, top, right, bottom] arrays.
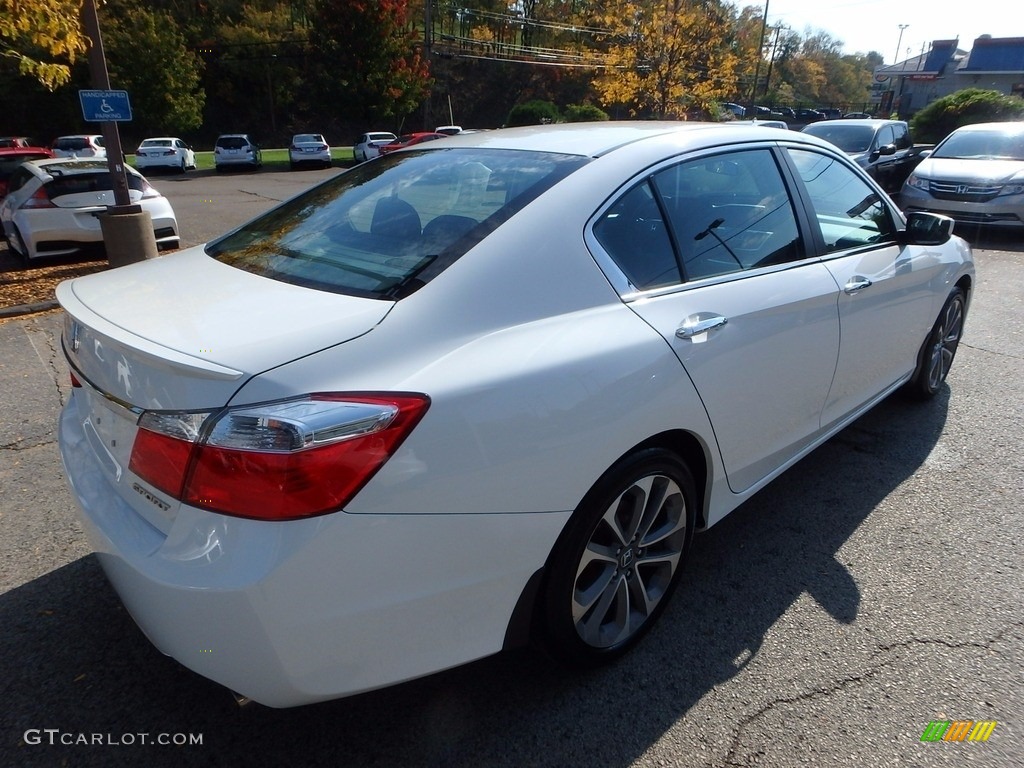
[[10, 227, 30, 266], [538, 447, 696, 666], [906, 287, 966, 399], [179, 159, 187, 173]]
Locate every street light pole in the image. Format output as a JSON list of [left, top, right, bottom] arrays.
[[893, 24, 909, 66]]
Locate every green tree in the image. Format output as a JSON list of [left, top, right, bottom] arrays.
[[0, 0, 88, 89], [592, 0, 741, 118], [309, 0, 430, 127], [910, 88, 1024, 143], [506, 99, 560, 126], [103, 6, 205, 136], [564, 102, 609, 121]]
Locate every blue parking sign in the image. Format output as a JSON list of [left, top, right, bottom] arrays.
[[79, 90, 133, 122]]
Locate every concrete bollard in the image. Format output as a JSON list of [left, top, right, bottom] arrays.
[[98, 206, 159, 268]]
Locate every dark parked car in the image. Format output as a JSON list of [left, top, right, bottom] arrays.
[[801, 119, 929, 194]]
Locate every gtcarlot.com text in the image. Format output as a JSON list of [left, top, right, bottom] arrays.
[[23, 729, 203, 746]]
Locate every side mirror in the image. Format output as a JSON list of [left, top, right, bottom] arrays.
[[902, 211, 954, 245]]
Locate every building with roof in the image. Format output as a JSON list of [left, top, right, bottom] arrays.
[[873, 35, 1024, 118]]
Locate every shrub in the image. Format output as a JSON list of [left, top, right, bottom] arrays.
[[563, 103, 609, 122], [506, 100, 561, 127], [911, 89, 1024, 143]]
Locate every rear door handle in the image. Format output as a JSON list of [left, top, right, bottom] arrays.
[[676, 314, 728, 339]]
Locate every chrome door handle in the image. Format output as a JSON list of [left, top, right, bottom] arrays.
[[844, 277, 873, 294], [676, 315, 728, 339]]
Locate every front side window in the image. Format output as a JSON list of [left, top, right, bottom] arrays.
[[207, 148, 588, 299], [787, 148, 896, 252]]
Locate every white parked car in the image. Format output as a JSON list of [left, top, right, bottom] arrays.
[[51, 134, 106, 159], [1, 157, 179, 262], [56, 123, 973, 708], [288, 133, 332, 169], [133, 137, 196, 173], [352, 131, 397, 162], [214, 133, 262, 171]]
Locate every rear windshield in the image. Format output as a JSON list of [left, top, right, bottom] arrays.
[[55, 137, 102, 150], [802, 124, 874, 153], [206, 147, 588, 299], [293, 134, 324, 143], [140, 139, 172, 148], [217, 136, 251, 149], [46, 171, 146, 197]]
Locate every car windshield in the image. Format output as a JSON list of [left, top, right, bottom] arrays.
[[206, 148, 588, 299], [802, 124, 874, 153], [933, 130, 1024, 160]]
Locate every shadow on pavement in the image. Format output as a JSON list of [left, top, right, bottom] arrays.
[[1, 391, 948, 768]]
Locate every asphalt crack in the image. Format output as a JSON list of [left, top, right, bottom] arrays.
[[720, 622, 1021, 767]]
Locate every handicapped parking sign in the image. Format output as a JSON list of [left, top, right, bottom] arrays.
[[79, 89, 133, 122]]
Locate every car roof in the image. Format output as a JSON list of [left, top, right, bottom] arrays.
[[140, 136, 182, 142], [408, 121, 823, 158], [0, 146, 52, 155], [804, 119, 901, 129]]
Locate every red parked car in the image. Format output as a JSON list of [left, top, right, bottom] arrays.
[[0, 146, 54, 200], [378, 132, 449, 156]]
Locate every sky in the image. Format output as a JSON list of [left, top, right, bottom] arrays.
[[760, 0, 1009, 64]]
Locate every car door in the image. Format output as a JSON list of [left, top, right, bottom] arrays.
[[784, 147, 945, 427], [591, 146, 841, 493]]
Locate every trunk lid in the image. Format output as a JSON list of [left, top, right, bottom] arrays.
[[57, 245, 393, 411]]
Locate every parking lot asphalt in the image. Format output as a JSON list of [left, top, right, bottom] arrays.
[[1, 169, 1022, 767]]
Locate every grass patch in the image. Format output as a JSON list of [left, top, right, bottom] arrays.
[[129, 147, 355, 172]]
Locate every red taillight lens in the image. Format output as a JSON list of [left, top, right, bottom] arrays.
[[70, 371, 82, 388], [21, 187, 55, 209], [128, 394, 429, 520]]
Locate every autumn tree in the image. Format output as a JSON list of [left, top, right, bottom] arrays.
[[309, 0, 431, 127], [591, 0, 741, 118], [0, 0, 88, 88]]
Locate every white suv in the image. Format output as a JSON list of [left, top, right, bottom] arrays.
[[51, 135, 106, 158], [214, 134, 262, 171]]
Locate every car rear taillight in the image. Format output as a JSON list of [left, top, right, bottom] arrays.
[[139, 180, 160, 199], [21, 187, 55, 209], [128, 394, 429, 520]]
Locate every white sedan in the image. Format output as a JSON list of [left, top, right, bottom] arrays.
[[352, 131, 397, 162], [288, 133, 332, 169], [133, 137, 196, 173], [1, 157, 179, 262], [56, 123, 973, 707]]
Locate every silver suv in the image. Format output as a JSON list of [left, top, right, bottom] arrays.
[[51, 135, 106, 158], [214, 134, 262, 171]]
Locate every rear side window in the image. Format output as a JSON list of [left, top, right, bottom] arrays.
[[593, 148, 803, 287], [207, 148, 588, 299]]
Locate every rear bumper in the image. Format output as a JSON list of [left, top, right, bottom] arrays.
[[58, 394, 567, 707]]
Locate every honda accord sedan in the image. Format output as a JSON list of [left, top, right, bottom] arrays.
[[57, 122, 973, 707]]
